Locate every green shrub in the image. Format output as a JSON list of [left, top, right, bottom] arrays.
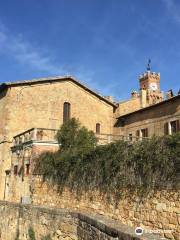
[[56, 118, 97, 154], [34, 118, 180, 202], [28, 227, 36, 240]]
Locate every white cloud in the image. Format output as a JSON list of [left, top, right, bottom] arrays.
[[0, 21, 116, 98], [0, 24, 67, 75], [162, 0, 180, 24], [0, 21, 99, 93]]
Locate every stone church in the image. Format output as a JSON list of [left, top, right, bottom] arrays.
[[0, 69, 179, 202]]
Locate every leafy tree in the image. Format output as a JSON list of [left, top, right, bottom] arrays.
[[35, 118, 97, 185], [56, 118, 97, 155]]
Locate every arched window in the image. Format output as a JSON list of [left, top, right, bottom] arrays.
[[96, 123, 101, 134], [63, 102, 71, 123]]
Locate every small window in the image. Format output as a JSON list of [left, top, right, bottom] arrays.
[[164, 120, 179, 135], [63, 102, 71, 123], [26, 164, 30, 175], [136, 130, 140, 140], [96, 123, 101, 134], [164, 122, 169, 135], [170, 120, 179, 134], [129, 134, 133, 141], [141, 128, 148, 138], [14, 165, 18, 176]]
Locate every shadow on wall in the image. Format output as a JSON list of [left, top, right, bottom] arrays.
[[0, 85, 8, 100]]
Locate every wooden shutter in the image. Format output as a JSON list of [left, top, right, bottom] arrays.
[[96, 123, 101, 134], [145, 128, 148, 137], [176, 120, 180, 132], [164, 122, 168, 135], [136, 130, 140, 140], [63, 102, 71, 123], [136, 130, 140, 136]]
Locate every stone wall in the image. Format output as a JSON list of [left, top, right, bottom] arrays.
[[0, 201, 161, 240], [0, 79, 115, 199], [0, 88, 12, 200], [5, 81, 114, 140], [115, 96, 180, 137], [32, 177, 179, 240], [117, 97, 141, 117], [8, 144, 59, 202]]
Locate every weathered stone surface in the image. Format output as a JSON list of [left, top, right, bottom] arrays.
[[31, 179, 180, 240], [0, 201, 163, 240], [0, 79, 116, 200]]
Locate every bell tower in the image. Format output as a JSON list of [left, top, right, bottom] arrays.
[[139, 60, 163, 107], [139, 71, 160, 92]]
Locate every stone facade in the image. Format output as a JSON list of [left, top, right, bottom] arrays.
[[0, 77, 116, 200], [0, 201, 163, 240], [116, 95, 180, 139], [117, 97, 141, 117], [116, 71, 164, 117], [31, 177, 180, 240], [0, 72, 179, 240]]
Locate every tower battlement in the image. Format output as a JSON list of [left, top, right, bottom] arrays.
[[139, 71, 160, 81]]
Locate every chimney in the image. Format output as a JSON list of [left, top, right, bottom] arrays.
[[131, 91, 139, 99], [166, 89, 174, 99]]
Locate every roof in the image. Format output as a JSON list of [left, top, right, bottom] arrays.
[[0, 75, 117, 107], [118, 94, 180, 119]]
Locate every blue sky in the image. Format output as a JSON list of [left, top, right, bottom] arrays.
[[0, 0, 180, 100]]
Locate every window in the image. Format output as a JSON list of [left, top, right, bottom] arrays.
[[141, 128, 148, 138], [164, 122, 168, 135], [171, 120, 179, 134], [136, 130, 140, 140], [14, 165, 18, 176], [63, 102, 71, 123], [128, 133, 133, 141], [26, 164, 30, 175], [96, 123, 101, 134], [164, 120, 179, 135]]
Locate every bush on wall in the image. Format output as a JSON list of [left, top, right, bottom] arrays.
[[34, 118, 180, 202]]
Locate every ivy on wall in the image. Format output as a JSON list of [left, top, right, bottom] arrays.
[[34, 118, 180, 202]]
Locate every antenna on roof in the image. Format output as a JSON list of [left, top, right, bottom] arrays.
[[146, 59, 151, 71]]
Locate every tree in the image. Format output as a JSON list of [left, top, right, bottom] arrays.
[[56, 118, 97, 155], [35, 118, 97, 182]]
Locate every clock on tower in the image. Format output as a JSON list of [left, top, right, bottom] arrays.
[[149, 82, 158, 91], [139, 70, 163, 106]]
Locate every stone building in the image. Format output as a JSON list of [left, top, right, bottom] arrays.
[[116, 95, 180, 140], [0, 76, 116, 201], [0, 70, 179, 202]]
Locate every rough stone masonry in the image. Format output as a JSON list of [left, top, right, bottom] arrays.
[[0, 201, 163, 240]]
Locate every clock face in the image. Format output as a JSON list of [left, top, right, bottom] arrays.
[[149, 82, 157, 91]]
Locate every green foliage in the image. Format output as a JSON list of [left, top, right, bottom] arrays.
[[28, 227, 36, 240], [56, 118, 97, 154], [35, 118, 180, 202], [35, 118, 97, 179]]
